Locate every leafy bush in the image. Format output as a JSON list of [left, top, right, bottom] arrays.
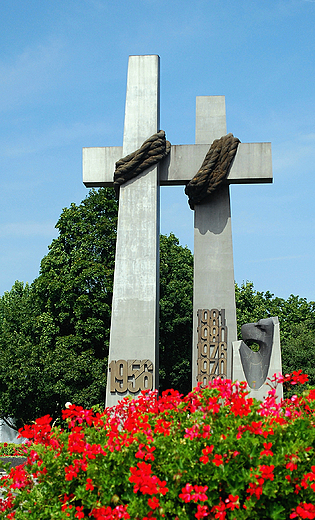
[[1, 373, 315, 519], [0, 443, 26, 457]]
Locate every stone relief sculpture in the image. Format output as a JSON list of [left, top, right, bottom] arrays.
[[239, 318, 274, 390], [232, 316, 283, 400]]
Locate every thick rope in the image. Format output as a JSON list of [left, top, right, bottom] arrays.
[[185, 133, 240, 209], [114, 130, 171, 197]]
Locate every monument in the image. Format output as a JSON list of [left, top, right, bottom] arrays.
[[0, 418, 23, 444], [83, 55, 274, 406], [232, 317, 283, 400]]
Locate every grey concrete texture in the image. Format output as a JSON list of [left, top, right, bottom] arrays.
[[83, 144, 272, 188], [191, 97, 273, 386], [232, 317, 283, 401], [192, 185, 237, 383], [240, 318, 274, 389], [0, 419, 24, 444], [104, 56, 160, 407], [196, 96, 227, 144], [192, 97, 236, 384], [0, 457, 27, 470]]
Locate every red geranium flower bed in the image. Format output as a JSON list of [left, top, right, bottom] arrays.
[[0, 372, 314, 519]]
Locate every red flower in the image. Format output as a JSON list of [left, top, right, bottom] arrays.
[[90, 504, 130, 519], [179, 483, 194, 503], [129, 462, 168, 496], [179, 484, 208, 503], [202, 425, 211, 439], [212, 454, 223, 467], [148, 497, 159, 510], [285, 454, 299, 472], [86, 478, 94, 491], [211, 500, 227, 519], [195, 504, 209, 519], [291, 370, 309, 385], [259, 464, 275, 481], [184, 424, 200, 440], [246, 481, 263, 500], [290, 503, 315, 519], [64, 459, 87, 481], [75, 506, 85, 519], [225, 494, 239, 510], [301, 466, 315, 492], [260, 442, 273, 457], [154, 419, 171, 436], [19, 414, 53, 445], [199, 445, 214, 464], [135, 444, 156, 461], [8, 466, 31, 490]]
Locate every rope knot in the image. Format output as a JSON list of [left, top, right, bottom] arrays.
[[114, 130, 171, 197], [185, 133, 240, 209]]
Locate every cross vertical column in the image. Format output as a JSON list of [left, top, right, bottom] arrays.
[[192, 96, 237, 386], [105, 55, 160, 407]]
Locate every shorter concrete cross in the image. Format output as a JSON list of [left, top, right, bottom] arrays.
[[83, 56, 272, 400]]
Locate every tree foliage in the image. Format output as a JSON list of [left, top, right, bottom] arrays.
[[0, 188, 314, 428], [0, 188, 117, 427], [159, 234, 193, 395], [0, 189, 194, 427]]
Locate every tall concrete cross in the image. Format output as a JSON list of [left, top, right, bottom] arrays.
[[83, 55, 272, 404]]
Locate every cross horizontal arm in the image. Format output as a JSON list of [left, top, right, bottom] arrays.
[[83, 146, 122, 187], [159, 142, 272, 185], [83, 142, 272, 188]]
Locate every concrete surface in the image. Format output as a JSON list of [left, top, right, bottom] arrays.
[[192, 97, 236, 384], [83, 143, 272, 188], [0, 419, 24, 444], [105, 55, 160, 407]]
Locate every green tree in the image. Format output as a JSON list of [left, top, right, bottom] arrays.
[[159, 234, 193, 395], [236, 281, 315, 338], [0, 188, 117, 427], [281, 322, 315, 384], [0, 281, 38, 428], [0, 189, 194, 427]]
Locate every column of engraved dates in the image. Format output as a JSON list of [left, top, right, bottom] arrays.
[[197, 309, 227, 385]]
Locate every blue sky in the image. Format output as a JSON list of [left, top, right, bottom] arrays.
[[0, 0, 314, 300]]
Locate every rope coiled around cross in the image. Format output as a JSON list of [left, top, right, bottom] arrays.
[[113, 131, 240, 207], [113, 130, 171, 197], [185, 133, 240, 209]]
